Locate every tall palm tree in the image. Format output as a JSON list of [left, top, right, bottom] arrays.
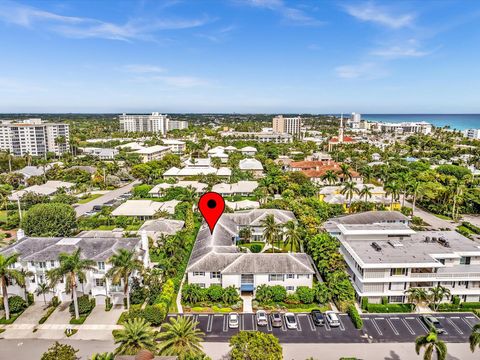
[[36, 282, 52, 305], [428, 285, 451, 311], [261, 214, 280, 253], [106, 249, 143, 310], [385, 181, 401, 210], [321, 170, 338, 185], [360, 165, 374, 183], [0, 253, 24, 320], [284, 221, 303, 252], [415, 327, 447, 360], [158, 316, 205, 358], [404, 287, 429, 310], [407, 180, 421, 215], [338, 163, 352, 182], [114, 318, 158, 356], [470, 323, 480, 353], [46, 249, 95, 320], [340, 182, 359, 207], [359, 186, 373, 202], [18, 268, 33, 301]]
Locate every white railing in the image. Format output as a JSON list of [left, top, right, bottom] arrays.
[[410, 272, 480, 280]]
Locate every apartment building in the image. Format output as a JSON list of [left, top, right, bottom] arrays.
[[220, 130, 293, 143], [134, 145, 171, 163], [0, 119, 70, 156], [186, 209, 314, 293], [272, 115, 302, 137], [463, 129, 480, 140], [372, 121, 433, 135], [325, 211, 480, 304], [168, 120, 188, 131], [81, 147, 118, 160], [162, 139, 186, 154], [0, 230, 149, 305], [119, 113, 169, 134]]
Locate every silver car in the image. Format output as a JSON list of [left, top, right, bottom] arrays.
[[228, 312, 239, 329], [325, 311, 340, 327], [256, 310, 268, 326]]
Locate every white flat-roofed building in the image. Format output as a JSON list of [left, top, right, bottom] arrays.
[[163, 158, 231, 179], [220, 130, 293, 143], [148, 181, 207, 197], [134, 145, 171, 163], [186, 209, 314, 293], [9, 180, 75, 201], [212, 181, 258, 197], [374, 121, 433, 135], [168, 120, 188, 131], [116, 142, 145, 151], [325, 211, 480, 304], [239, 158, 264, 178], [119, 113, 169, 134], [272, 115, 301, 137], [81, 147, 118, 160], [0, 119, 69, 156], [464, 129, 480, 139], [0, 230, 149, 305], [111, 199, 180, 219], [162, 139, 186, 154]]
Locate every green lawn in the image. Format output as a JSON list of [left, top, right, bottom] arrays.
[[0, 210, 7, 223], [239, 241, 265, 252], [77, 194, 103, 204], [434, 213, 452, 220]]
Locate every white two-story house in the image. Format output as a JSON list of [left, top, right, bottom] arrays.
[[0, 230, 150, 306], [186, 209, 315, 294], [325, 211, 480, 304]]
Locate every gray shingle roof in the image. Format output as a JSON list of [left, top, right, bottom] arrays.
[[330, 211, 408, 225], [221, 253, 314, 274]]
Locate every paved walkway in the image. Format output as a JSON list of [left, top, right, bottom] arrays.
[[75, 180, 140, 217], [240, 295, 253, 313]]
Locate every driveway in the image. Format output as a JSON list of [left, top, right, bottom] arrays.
[[75, 180, 140, 217], [1, 303, 49, 339], [43, 301, 71, 325], [70, 305, 124, 340], [408, 202, 456, 230]]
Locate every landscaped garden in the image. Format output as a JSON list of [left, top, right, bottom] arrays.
[[181, 284, 242, 313]]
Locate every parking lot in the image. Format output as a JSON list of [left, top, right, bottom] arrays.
[[165, 312, 479, 343]]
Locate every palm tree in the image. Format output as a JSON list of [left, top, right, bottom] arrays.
[[360, 165, 374, 183], [91, 352, 114, 360], [470, 323, 480, 353], [404, 287, 429, 310], [340, 182, 359, 207], [114, 318, 158, 356], [0, 253, 24, 320], [106, 249, 143, 310], [36, 282, 52, 305], [158, 316, 205, 358], [415, 327, 447, 360], [18, 268, 33, 301], [261, 214, 280, 253], [46, 249, 95, 320], [429, 285, 451, 311], [385, 181, 401, 210], [321, 170, 338, 185], [359, 185, 373, 202], [284, 221, 303, 252], [407, 180, 421, 215]]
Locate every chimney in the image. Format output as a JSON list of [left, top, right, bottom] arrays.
[[17, 228, 26, 240]]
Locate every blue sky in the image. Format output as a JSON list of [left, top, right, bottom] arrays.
[[0, 0, 479, 113]]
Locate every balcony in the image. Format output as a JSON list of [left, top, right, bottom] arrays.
[[410, 272, 480, 280]]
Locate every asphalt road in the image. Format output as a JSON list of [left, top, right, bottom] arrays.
[[75, 180, 140, 218], [166, 312, 479, 343]]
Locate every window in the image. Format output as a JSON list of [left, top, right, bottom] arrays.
[[39, 262, 46, 269], [193, 272, 205, 276], [390, 268, 407, 276], [297, 274, 310, 279], [50, 261, 55, 267], [95, 279, 105, 287], [389, 296, 404, 303], [97, 262, 105, 270], [198, 283, 206, 288], [286, 286, 295, 291], [30, 276, 36, 283], [210, 272, 221, 279], [286, 274, 294, 279], [460, 257, 471, 265], [38, 275, 44, 284], [269, 274, 284, 282], [438, 259, 445, 265]]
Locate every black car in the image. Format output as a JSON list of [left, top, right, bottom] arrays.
[[420, 315, 446, 334], [311, 310, 325, 326]]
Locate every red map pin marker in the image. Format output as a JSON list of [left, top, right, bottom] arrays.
[[198, 192, 225, 234]]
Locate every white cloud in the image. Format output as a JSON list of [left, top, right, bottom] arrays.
[[371, 39, 434, 59], [335, 62, 386, 79], [0, 2, 210, 41], [343, 2, 415, 29], [244, 0, 323, 26]]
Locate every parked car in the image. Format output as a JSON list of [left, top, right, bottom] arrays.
[[284, 312, 297, 330], [92, 205, 103, 211], [228, 312, 239, 329], [256, 310, 268, 327], [271, 312, 282, 328], [311, 309, 325, 326], [420, 315, 445, 334], [325, 311, 340, 327]]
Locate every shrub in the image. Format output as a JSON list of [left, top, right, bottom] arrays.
[[366, 303, 413, 313], [8, 295, 27, 314], [250, 244, 262, 253], [118, 306, 144, 324], [207, 285, 224, 302], [51, 296, 60, 307], [452, 295, 460, 306], [381, 296, 388, 305], [142, 304, 167, 326], [285, 293, 300, 305], [39, 306, 56, 324], [295, 286, 315, 304], [130, 280, 147, 305], [462, 221, 480, 234], [69, 295, 93, 316], [347, 304, 363, 329], [105, 298, 113, 311], [255, 285, 272, 303], [270, 285, 287, 302], [21, 202, 76, 237], [361, 297, 368, 310]]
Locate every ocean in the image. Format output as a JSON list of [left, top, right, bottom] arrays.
[[360, 114, 480, 131]]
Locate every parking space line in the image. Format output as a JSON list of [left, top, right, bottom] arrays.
[[386, 318, 399, 335], [436, 316, 445, 319], [447, 318, 463, 335], [307, 315, 316, 331], [401, 318, 415, 335], [405, 317, 415, 320], [240, 315, 244, 331], [267, 317, 272, 332], [371, 319, 383, 336], [338, 317, 346, 331], [462, 318, 473, 329], [223, 315, 228, 332], [466, 316, 475, 319], [296, 315, 302, 332], [207, 315, 213, 332], [252, 316, 257, 331], [390, 317, 399, 320], [416, 318, 429, 332]]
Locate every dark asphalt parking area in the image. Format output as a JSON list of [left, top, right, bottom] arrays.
[[165, 312, 479, 343]]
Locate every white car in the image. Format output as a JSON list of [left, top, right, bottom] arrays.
[[325, 311, 340, 327], [256, 310, 268, 326], [228, 312, 239, 329], [284, 312, 297, 329]]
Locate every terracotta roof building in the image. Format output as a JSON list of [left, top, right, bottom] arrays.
[[288, 160, 362, 184]]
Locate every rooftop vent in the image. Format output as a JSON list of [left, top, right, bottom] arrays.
[[424, 236, 431, 243], [371, 242, 382, 252], [388, 239, 404, 248], [438, 237, 450, 247]]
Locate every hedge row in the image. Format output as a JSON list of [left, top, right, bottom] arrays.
[[365, 303, 414, 313], [432, 302, 480, 312], [347, 305, 363, 329]]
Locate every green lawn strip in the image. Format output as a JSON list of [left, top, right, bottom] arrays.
[[254, 303, 330, 313], [434, 213, 452, 220], [0, 210, 7, 222], [77, 194, 103, 204], [38, 305, 57, 324], [0, 308, 26, 324]]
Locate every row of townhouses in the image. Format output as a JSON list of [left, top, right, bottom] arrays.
[[186, 209, 315, 293], [325, 211, 480, 304]]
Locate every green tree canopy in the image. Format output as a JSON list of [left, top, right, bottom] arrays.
[[229, 331, 282, 360], [21, 202, 76, 236]]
